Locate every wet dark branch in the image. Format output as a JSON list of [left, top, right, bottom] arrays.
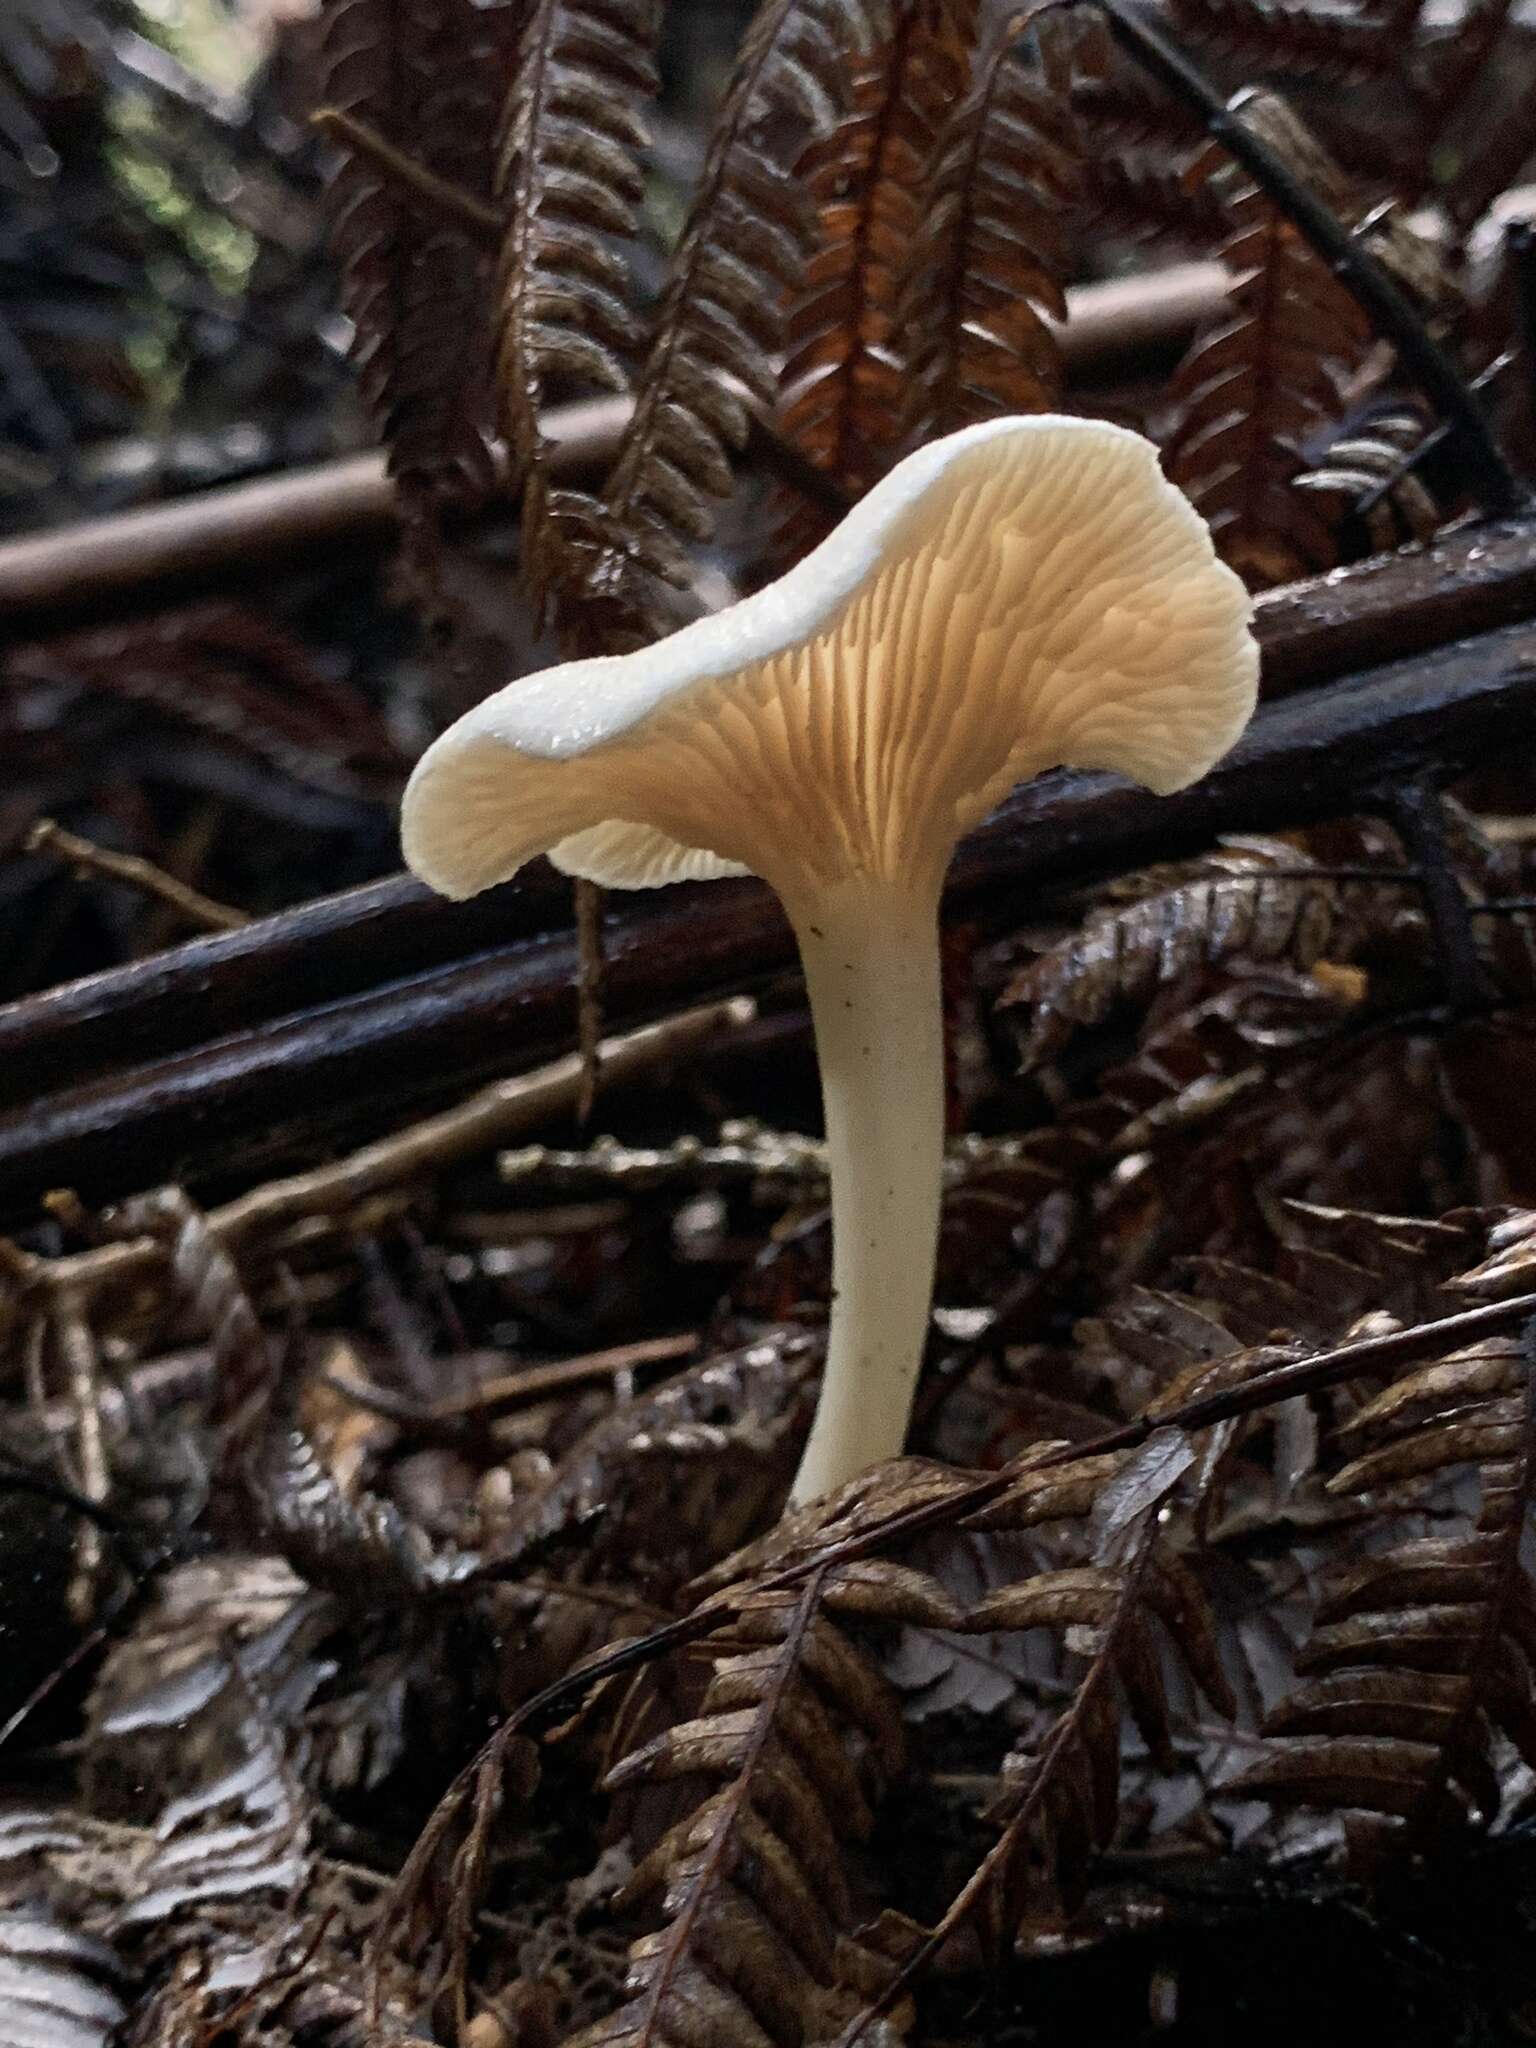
[[2, 511, 1533, 1122], [1, 610, 1535, 1211], [1071, 0, 1528, 517]]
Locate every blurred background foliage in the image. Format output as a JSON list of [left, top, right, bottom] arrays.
[[0, 0, 753, 534]]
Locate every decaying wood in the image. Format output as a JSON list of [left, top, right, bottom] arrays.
[[1254, 517, 1536, 691]]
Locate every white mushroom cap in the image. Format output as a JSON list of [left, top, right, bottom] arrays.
[[402, 416, 1258, 913]]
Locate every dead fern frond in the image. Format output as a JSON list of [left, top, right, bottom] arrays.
[[8, 604, 406, 804], [492, 1329, 822, 1588], [106, 1186, 275, 1478], [1070, 46, 1205, 157], [495, 0, 659, 636], [572, 1570, 905, 2048], [1456, 1211, 1536, 1303], [1001, 838, 1404, 1070], [112, 1189, 471, 1601], [848, 1434, 1235, 2003], [1164, 133, 1376, 585], [1237, 1322, 1536, 1855], [83, 1555, 329, 1820], [252, 1417, 479, 1603], [898, 19, 1085, 444], [115, 1638, 320, 1929], [1167, 0, 1406, 83], [0, 1903, 125, 2048], [1292, 403, 1445, 554], [315, 0, 517, 562], [1158, 87, 1464, 584], [1077, 149, 1229, 248], [775, 0, 981, 557], [1229, 91, 1458, 314], [590, 0, 885, 630]]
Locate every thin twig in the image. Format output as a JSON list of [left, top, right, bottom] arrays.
[[26, 818, 248, 933], [312, 108, 504, 238], [1057, 0, 1526, 516], [52, 1297, 108, 1620], [0, 999, 754, 1320], [323, 1331, 697, 1431]]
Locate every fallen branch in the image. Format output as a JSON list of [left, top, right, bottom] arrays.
[[1, 613, 1533, 1212], [4, 511, 1533, 1117], [0, 266, 1225, 630], [25, 819, 249, 934], [323, 1331, 699, 1432], [0, 402, 626, 629], [0, 998, 751, 1325]]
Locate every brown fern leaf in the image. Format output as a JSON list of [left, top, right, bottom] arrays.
[[588, 0, 886, 632], [962, 1442, 1235, 1738], [1235, 1321, 1536, 1854], [1456, 1211, 1536, 1303], [898, 18, 1087, 445], [774, 0, 982, 559], [911, 1436, 1237, 1950], [687, 1454, 979, 1604], [1168, 0, 1405, 83], [9, 603, 407, 802], [494, 1329, 822, 1590], [968, 1551, 1231, 1919], [1077, 149, 1229, 249], [1101, 1202, 1484, 1520], [315, 0, 517, 549], [106, 1185, 276, 1476], [115, 1189, 471, 1600], [573, 1571, 906, 2048], [1275, 1199, 1485, 1321], [1163, 143, 1375, 586], [1292, 403, 1445, 554], [1071, 41, 1205, 157], [115, 1642, 320, 1931], [495, 0, 659, 639], [1000, 839, 1398, 1071]]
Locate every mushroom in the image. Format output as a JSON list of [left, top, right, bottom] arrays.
[[402, 416, 1259, 1503]]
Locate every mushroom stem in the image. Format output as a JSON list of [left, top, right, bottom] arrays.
[[787, 876, 946, 1504]]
